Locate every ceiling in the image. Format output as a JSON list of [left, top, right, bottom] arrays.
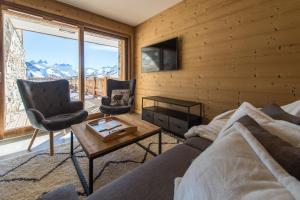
[[56, 0, 183, 26]]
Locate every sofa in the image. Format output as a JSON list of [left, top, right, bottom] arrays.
[[40, 136, 212, 200], [88, 136, 212, 200], [41, 101, 300, 200]]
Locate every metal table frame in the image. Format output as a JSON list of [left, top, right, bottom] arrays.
[[70, 130, 162, 196]]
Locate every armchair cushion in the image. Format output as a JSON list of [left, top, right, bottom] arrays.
[[100, 104, 131, 115], [42, 110, 88, 131], [110, 89, 130, 106], [106, 79, 135, 98]]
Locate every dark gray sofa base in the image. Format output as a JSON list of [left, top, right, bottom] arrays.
[[39, 185, 79, 200], [184, 136, 212, 151], [89, 137, 211, 200], [41, 137, 212, 200]]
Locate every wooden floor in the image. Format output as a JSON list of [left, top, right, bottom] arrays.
[[5, 97, 102, 130]]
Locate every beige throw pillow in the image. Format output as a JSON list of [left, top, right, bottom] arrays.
[[110, 89, 130, 106]]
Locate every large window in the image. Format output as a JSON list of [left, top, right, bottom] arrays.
[[3, 12, 79, 130], [23, 31, 79, 101], [84, 31, 121, 113], [1, 9, 127, 136]]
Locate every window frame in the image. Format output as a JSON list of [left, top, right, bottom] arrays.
[[0, 2, 131, 139]]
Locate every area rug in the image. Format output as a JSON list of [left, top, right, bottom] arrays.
[[0, 133, 182, 200]]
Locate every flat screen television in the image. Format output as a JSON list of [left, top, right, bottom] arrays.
[[141, 38, 179, 72]]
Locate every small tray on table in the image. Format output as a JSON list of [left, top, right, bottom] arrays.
[[86, 116, 137, 142]]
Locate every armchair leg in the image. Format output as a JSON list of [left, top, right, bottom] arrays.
[[49, 131, 54, 156], [28, 129, 39, 151]]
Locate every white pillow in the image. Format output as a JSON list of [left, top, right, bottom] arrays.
[[184, 100, 300, 142], [282, 100, 300, 117], [184, 109, 235, 141], [174, 124, 298, 200], [110, 89, 130, 106], [217, 102, 300, 147]]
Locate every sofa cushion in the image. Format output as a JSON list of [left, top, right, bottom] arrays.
[[261, 103, 300, 125], [87, 144, 201, 200], [184, 137, 212, 151], [238, 116, 300, 181]]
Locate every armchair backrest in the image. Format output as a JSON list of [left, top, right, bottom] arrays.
[[17, 79, 71, 117], [106, 79, 136, 102]]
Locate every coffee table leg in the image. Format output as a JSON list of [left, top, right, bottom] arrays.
[[158, 131, 162, 154], [70, 131, 73, 156], [89, 158, 94, 195]]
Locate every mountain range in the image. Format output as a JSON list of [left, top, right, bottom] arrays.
[[25, 60, 118, 78]]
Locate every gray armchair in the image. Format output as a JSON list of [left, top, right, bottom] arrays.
[[17, 79, 88, 156], [100, 79, 136, 115]]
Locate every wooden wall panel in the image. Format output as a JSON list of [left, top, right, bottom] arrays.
[[134, 0, 300, 122]]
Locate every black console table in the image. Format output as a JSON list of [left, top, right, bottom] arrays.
[[142, 96, 202, 137]]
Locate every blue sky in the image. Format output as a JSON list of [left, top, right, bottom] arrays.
[[23, 31, 119, 69]]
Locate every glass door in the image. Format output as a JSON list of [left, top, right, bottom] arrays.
[[0, 10, 4, 139], [0, 8, 129, 139], [83, 30, 125, 114], [3, 11, 79, 131]]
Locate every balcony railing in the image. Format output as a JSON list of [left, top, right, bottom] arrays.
[[27, 76, 108, 97], [68, 76, 107, 97]]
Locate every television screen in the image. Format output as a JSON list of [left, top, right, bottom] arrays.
[[141, 38, 178, 72]]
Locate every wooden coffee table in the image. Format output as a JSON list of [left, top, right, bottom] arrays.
[[70, 114, 161, 195]]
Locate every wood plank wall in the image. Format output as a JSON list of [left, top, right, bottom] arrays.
[[134, 0, 300, 122]]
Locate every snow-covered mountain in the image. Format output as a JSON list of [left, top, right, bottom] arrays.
[[25, 60, 118, 79]]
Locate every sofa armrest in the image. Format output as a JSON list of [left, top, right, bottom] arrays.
[[65, 101, 84, 113], [38, 184, 79, 200], [101, 96, 111, 105]]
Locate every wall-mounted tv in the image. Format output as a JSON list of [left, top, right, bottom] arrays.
[[141, 38, 179, 72]]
